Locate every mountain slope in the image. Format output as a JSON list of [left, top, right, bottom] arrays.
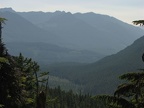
[[6, 42, 104, 64], [74, 12, 143, 44], [48, 35, 144, 94], [18, 10, 64, 25], [37, 12, 115, 53], [0, 9, 105, 64], [0, 11, 62, 44], [18, 11, 144, 54]]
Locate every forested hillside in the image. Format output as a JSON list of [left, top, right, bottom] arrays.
[[6, 42, 104, 64], [1, 8, 144, 108], [48, 35, 144, 94], [0, 19, 106, 107]]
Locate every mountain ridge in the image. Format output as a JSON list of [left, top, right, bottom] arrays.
[[16, 8, 144, 54], [1, 8, 144, 94], [1, 8, 144, 55]]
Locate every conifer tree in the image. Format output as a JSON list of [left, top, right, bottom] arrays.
[[0, 17, 49, 108], [0, 17, 23, 108], [93, 19, 144, 108], [133, 20, 144, 26]]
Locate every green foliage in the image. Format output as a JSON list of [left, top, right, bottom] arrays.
[[0, 29, 23, 107], [0, 46, 49, 108], [3, 16, 144, 108], [0, 57, 8, 63], [13, 53, 46, 107], [1, 16, 104, 108], [0, 17, 7, 24], [25, 98, 35, 105], [94, 95, 135, 108], [0, 104, 4, 108], [114, 83, 135, 97], [120, 72, 144, 82], [133, 20, 144, 26], [94, 70, 144, 108], [39, 72, 49, 77], [0, 49, 21, 107], [46, 86, 102, 108]]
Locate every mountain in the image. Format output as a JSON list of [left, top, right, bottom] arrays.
[[74, 12, 143, 44], [0, 7, 15, 13], [1, 8, 144, 55], [1, 8, 144, 94], [18, 10, 144, 54], [47, 35, 144, 94], [18, 10, 64, 25], [0, 9, 105, 63], [0, 9, 64, 44], [6, 42, 104, 64]]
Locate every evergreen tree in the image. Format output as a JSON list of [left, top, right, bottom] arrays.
[[0, 18, 23, 108], [93, 19, 144, 108], [14, 53, 49, 108], [94, 57, 144, 108], [0, 17, 49, 108], [94, 71, 144, 108], [133, 20, 144, 26]]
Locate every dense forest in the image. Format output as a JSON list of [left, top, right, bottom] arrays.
[[0, 16, 144, 108]]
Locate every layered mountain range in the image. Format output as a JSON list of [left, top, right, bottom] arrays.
[[19, 10, 144, 54], [1, 8, 144, 56], [1, 8, 144, 94]]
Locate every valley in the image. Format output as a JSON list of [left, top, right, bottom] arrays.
[[1, 8, 144, 95]]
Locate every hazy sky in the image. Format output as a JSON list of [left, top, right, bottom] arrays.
[[1, 0, 144, 24]]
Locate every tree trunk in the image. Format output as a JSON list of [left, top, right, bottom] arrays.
[[0, 22, 2, 44], [36, 91, 46, 108]]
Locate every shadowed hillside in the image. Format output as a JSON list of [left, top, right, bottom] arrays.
[[48, 35, 144, 94], [6, 42, 104, 64]]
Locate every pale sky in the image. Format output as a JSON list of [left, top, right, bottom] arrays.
[[0, 0, 144, 24]]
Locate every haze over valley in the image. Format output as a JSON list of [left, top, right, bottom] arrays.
[[1, 7, 144, 94]]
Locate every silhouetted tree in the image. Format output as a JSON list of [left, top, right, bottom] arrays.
[[0, 17, 23, 108], [133, 20, 144, 26]]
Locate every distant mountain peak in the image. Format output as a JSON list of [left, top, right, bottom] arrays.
[[55, 10, 66, 13], [0, 7, 15, 13], [54, 11, 72, 16]]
